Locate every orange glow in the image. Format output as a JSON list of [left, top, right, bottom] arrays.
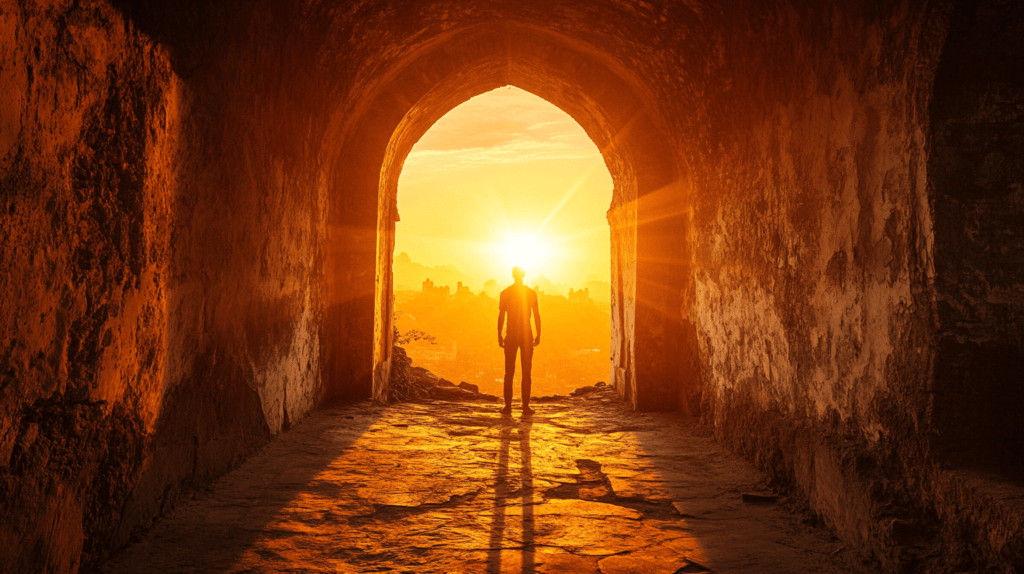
[[395, 86, 612, 292], [394, 86, 613, 397]]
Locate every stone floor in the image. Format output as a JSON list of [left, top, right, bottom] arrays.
[[103, 387, 866, 573]]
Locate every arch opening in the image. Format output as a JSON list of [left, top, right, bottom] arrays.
[[374, 77, 637, 404], [387, 86, 615, 401]]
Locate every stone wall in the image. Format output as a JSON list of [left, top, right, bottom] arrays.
[[683, 2, 948, 569], [1, 2, 181, 570], [1, 0, 324, 570]]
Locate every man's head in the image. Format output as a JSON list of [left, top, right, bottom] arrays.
[[512, 266, 525, 282]]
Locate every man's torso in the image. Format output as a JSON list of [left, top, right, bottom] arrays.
[[500, 284, 538, 343]]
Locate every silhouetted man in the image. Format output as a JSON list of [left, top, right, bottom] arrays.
[[498, 266, 541, 415]]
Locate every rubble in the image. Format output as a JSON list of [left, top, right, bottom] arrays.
[[387, 347, 498, 402]]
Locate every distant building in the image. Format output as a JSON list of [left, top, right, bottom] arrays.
[[422, 278, 450, 299], [454, 281, 472, 298], [585, 280, 612, 306], [568, 287, 592, 304]]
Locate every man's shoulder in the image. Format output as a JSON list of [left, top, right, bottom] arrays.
[[499, 285, 513, 306], [501, 283, 537, 296], [527, 286, 538, 303]]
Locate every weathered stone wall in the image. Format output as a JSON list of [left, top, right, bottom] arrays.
[[925, 2, 1024, 567], [1, 2, 181, 570], [682, 3, 949, 569], [681, 1, 1022, 569], [1, 0, 324, 570]]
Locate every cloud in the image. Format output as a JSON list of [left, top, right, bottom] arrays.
[[403, 139, 597, 173], [402, 87, 601, 176]]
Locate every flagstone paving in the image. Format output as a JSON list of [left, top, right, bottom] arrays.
[[103, 387, 865, 573]]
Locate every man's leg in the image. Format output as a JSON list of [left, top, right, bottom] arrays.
[[503, 344, 518, 411], [520, 341, 534, 410]]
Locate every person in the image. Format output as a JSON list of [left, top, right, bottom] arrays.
[[498, 266, 541, 415]]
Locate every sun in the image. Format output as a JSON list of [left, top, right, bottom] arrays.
[[498, 232, 548, 272]]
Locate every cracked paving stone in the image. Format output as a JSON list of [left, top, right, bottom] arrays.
[[103, 389, 866, 573]]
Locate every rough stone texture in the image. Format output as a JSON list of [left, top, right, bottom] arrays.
[[1, 0, 323, 570], [103, 391, 863, 574], [682, 3, 950, 571], [3, 0, 1024, 572], [1, 2, 183, 571], [387, 347, 499, 402]]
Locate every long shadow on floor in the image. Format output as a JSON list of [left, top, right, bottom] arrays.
[[487, 415, 536, 573]]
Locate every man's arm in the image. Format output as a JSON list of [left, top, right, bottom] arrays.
[[532, 299, 541, 346], [497, 309, 506, 348]]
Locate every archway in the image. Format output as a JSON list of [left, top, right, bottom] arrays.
[[388, 86, 615, 400], [376, 76, 639, 405], [321, 23, 699, 411]]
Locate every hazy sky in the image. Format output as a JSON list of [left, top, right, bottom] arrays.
[[395, 86, 613, 290]]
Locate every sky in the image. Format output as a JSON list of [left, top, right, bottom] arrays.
[[394, 86, 613, 291]]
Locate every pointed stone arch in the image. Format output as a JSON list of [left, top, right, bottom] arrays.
[[321, 23, 700, 411]]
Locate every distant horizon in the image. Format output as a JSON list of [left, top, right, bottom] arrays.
[[393, 251, 609, 297]]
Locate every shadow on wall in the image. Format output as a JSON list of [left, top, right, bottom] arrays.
[[108, 0, 258, 78], [929, 0, 1024, 479], [113, 349, 275, 549], [0, 1, 328, 571]]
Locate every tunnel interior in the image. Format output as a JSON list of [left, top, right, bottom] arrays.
[[1, 0, 1023, 572]]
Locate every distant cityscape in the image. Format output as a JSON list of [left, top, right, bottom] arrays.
[[394, 251, 611, 301], [395, 270, 611, 398]]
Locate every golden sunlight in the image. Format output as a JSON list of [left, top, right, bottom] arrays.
[[394, 86, 612, 290], [497, 231, 548, 271]]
